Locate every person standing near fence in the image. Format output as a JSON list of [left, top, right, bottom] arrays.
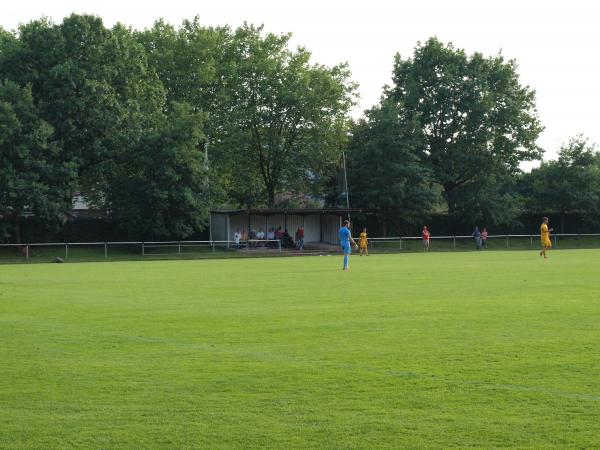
[[359, 228, 369, 256], [422, 226, 430, 251], [472, 226, 482, 250], [481, 228, 488, 249], [298, 226, 305, 251], [234, 229, 242, 249], [256, 228, 265, 247], [540, 217, 553, 258], [339, 220, 358, 271]]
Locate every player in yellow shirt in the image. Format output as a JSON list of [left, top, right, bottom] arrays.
[[359, 228, 369, 256], [540, 216, 553, 258]]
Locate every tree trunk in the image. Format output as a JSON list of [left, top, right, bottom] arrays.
[[267, 184, 275, 209]]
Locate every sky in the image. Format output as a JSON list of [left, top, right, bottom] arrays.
[[3, 0, 599, 165]]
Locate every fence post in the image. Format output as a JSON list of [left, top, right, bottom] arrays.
[[104, 243, 108, 259], [530, 235, 533, 247], [178, 242, 181, 254], [453, 236, 456, 249], [211, 241, 215, 253], [26, 245, 29, 260], [399, 237, 402, 250], [65, 243, 69, 259], [506, 236, 509, 248], [278, 240, 282, 252], [554, 235, 558, 247], [142, 243, 145, 256]]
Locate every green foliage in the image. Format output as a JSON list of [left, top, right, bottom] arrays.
[[0, 80, 76, 242], [448, 173, 523, 229], [346, 100, 437, 232], [1, 15, 165, 192], [136, 19, 249, 207], [106, 103, 211, 239], [0, 15, 216, 240], [4, 17, 598, 240], [2, 15, 358, 239], [0, 27, 18, 75], [524, 135, 600, 232], [220, 24, 357, 207], [135, 18, 230, 116], [139, 21, 357, 207], [390, 38, 543, 225]]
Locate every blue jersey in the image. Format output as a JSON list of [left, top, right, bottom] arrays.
[[339, 226, 351, 245]]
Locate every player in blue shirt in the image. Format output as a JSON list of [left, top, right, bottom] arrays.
[[339, 219, 358, 271]]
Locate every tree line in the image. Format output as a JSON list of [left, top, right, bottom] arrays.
[[1, 14, 599, 243], [341, 40, 600, 234]]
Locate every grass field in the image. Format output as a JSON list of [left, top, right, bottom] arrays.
[[1, 250, 600, 448]]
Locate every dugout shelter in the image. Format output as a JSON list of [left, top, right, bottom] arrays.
[[210, 208, 363, 245]]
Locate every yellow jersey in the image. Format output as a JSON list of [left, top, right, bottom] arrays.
[[540, 223, 551, 247], [359, 232, 368, 248]]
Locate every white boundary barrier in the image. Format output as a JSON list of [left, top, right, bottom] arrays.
[[0, 239, 283, 260], [1, 234, 600, 261], [362, 233, 600, 250]]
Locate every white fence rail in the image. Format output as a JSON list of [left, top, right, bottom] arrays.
[[362, 233, 600, 250], [1, 234, 600, 261], [0, 239, 283, 260]]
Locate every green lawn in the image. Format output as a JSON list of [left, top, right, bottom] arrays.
[[1, 250, 599, 448]]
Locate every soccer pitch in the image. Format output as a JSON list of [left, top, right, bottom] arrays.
[[1, 251, 599, 448]]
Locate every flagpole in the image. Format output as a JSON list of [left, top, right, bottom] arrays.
[[342, 150, 350, 223]]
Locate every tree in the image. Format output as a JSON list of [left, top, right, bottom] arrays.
[[526, 136, 600, 232], [104, 103, 212, 239], [0, 80, 76, 244], [0, 27, 18, 75], [447, 172, 523, 230], [1, 15, 166, 204], [345, 99, 438, 235], [390, 38, 543, 227], [217, 24, 356, 207], [134, 18, 230, 116], [139, 22, 357, 208], [135, 18, 232, 206], [1, 16, 220, 239]]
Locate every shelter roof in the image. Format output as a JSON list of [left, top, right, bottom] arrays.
[[211, 208, 364, 216]]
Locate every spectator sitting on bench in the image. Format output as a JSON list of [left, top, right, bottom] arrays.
[[256, 228, 265, 246], [282, 229, 294, 248], [275, 226, 284, 243], [267, 227, 275, 248]]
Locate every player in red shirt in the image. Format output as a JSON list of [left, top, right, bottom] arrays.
[[422, 226, 430, 251], [297, 226, 305, 250]]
